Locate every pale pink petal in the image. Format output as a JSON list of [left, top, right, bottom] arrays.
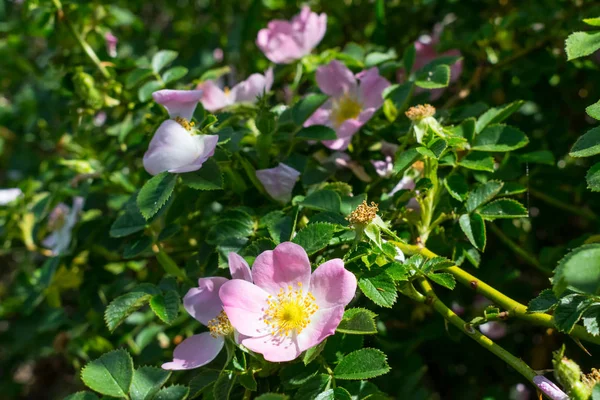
[[162, 333, 224, 370], [256, 21, 304, 64], [357, 67, 390, 109], [479, 321, 507, 339], [316, 61, 357, 97], [296, 306, 344, 352], [293, 6, 327, 52], [304, 103, 333, 128], [241, 334, 301, 362], [152, 89, 203, 120], [198, 81, 231, 112], [0, 188, 22, 205], [251, 242, 311, 296], [143, 120, 203, 175], [228, 252, 252, 282], [230, 68, 273, 104], [256, 163, 301, 203], [219, 279, 270, 337], [372, 157, 393, 177], [390, 176, 416, 196], [533, 376, 569, 400], [167, 134, 218, 174], [323, 118, 363, 151], [309, 259, 357, 309], [183, 277, 228, 325]]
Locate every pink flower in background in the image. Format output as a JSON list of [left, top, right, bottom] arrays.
[[219, 242, 357, 362], [305, 61, 390, 150], [213, 48, 224, 63], [143, 90, 218, 175], [532, 376, 568, 400], [163, 253, 252, 370], [257, 6, 327, 64], [256, 163, 301, 203], [371, 141, 398, 178], [105, 32, 118, 58], [43, 197, 84, 255], [398, 24, 463, 101], [0, 188, 22, 205], [479, 321, 507, 340], [198, 68, 273, 112]]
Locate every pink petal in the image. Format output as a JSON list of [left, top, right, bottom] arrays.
[[309, 259, 356, 309], [167, 134, 219, 174], [533, 376, 569, 400], [152, 89, 203, 120], [251, 242, 311, 296], [316, 61, 357, 97], [256, 21, 304, 64], [256, 163, 301, 203], [303, 103, 333, 128], [219, 279, 270, 337], [198, 81, 231, 112], [162, 333, 224, 370], [357, 67, 390, 109], [228, 252, 252, 282], [323, 118, 363, 151], [296, 306, 344, 352], [241, 334, 302, 362], [293, 6, 327, 53], [183, 277, 228, 325]]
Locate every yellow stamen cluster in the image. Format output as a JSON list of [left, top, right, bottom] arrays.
[[264, 282, 318, 337], [405, 104, 436, 121], [331, 94, 362, 127], [174, 116, 195, 131], [347, 200, 378, 225], [207, 310, 233, 338]]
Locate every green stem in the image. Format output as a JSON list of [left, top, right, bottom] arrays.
[[52, 0, 111, 79], [488, 223, 552, 276], [394, 242, 600, 346], [418, 277, 537, 383], [529, 188, 598, 221]]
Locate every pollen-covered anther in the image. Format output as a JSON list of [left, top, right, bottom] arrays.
[[347, 200, 379, 225], [207, 310, 233, 338], [263, 282, 319, 337], [405, 104, 436, 121], [173, 116, 195, 131], [583, 368, 600, 387]]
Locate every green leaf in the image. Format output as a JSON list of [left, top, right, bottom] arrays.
[[582, 307, 600, 336], [212, 371, 236, 400], [130, 366, 171, 400], [428, 138, 448, 158], [152, 50, 178, 73], [105, 292, 152, 332], [126, 69, 154, 89], [138, 81, 163, 102], [415, 64, 450, 89], [445, 174, 468, 201], [124, 235, 153, 258], [81, 349, 134, 398], [393, 148, 421, 175], [239, 371, 257, 391], [527, 289, 558, 313], [207, 219, 254, 245], [403, 44, 416, 74], [110, 200, 147, 238], [428, 272, 456, 290], [459, 213, 486, 251], [296, 125, 337, 140], [478, 199, 528, 220], [263, 211, 293, 244], [300, 190, 342, 213], [593, 384, 600, 400], [518, 150, 555, 165], [137, 172, 177, 220], [189, 371, 220, 398], [333, 348, 390, 380], [150, 290, 180, 324], [314, 388, 352, 400], [303, 340, 327, 365], [584, 17, 600, 26], [586, 99, 600, 120], [587, 162, 600, 192], [383, 82, 413, 114], [498, 182, 527, 196], [466, 181, 504, 213], [565, 31, 600, 60], [64, 392, 100, 400], [180, 159, 223, 190], [292, 94, 329, 125], [255, 395, 289, 400], [337, 308, 378, 335], [295, 375, 331, 400], [472, 124, 529, 152], [458, 152, 494, 172], [570, 126, 600, 157], [554, 244, 600, 296], [280, 362, 320, 388], [162, 66, 188, 84], [475, 101, 524, 133], [365, 50, 396, 67], [422, 257, 454, 274], [358, 271, 397, 308], [155, 385, 189, 400], [292, 223, 336, 255], [553, 294, 593, 333]]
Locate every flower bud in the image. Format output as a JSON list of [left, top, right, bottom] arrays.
[[405, 104, 444, 143], [72, 70, 103, 110]]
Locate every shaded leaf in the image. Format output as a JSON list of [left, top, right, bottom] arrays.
[[337, 308, 378, 335], [527, 289, 558, 313], [180, 159, 223, 190], [137, 172, 177, 220], [292, 223, 336, 255], [570, 126, 600, 158], [459, 213, 486, 251], [150, 290, 180, 324], [478, 199, 528, 220], [333, 348, 390, 380], [130, 366, 171, 400], [472, 124, 529, 152], [81, 349, 134, 398], [358, 271, 397, 308], [105, 292, 152, 332]]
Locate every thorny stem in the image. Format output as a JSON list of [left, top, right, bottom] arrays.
[[52, 0, 111, 79], [417, 277, 537, 383], [488, 223, 552, 276], [394, 242, 600, 346], [529, 187, 598, 221], [418, 158, 440, 244]]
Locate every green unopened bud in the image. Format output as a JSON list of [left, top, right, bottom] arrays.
[[552, 345, 593, 400], [72, 70, 103, 110]]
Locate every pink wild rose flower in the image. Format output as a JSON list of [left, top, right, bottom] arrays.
[[305, 60, 390, 150], [143, 89, 218, 175], [257, 6, 327, 64], [219, 242, 357, 362], [105, 32, 118, 58], [256, 163, 301, 203], [163, 253, 253, 370], [198, 68, 273, 112], [532, 376, 569, 400]]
